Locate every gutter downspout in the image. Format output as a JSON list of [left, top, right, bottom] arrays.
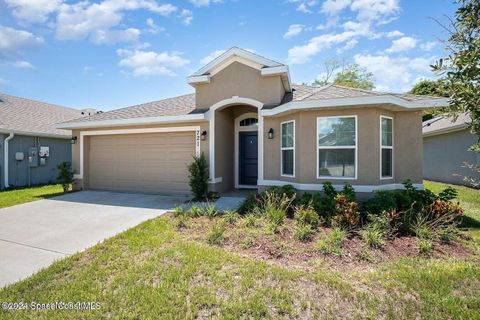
[[4, 132, 14, 189]]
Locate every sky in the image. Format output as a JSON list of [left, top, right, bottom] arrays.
[[0, 0, 458, 111]]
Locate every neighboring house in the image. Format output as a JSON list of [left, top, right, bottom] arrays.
[[423, 114, 480, 186], [57, 47, 447, 196], [0, 93, 85, 189]]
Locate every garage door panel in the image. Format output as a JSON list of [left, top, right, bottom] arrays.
[[88, 131, 196, 194]]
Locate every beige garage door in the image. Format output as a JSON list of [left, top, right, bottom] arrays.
[[88, 131, 196, 195]]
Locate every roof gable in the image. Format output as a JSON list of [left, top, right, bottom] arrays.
[[187, 47, 292, 92]]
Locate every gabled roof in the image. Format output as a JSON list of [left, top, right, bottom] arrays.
[[187, 47, 292, 92], [0, 92, 84, 138], [423, 113, 471, 137], [57, 84, 449, 129]]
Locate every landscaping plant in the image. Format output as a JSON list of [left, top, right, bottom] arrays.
[[207, 221, 226, 245], [294, 206, 320, 229], [187, 153, 209, 200], [317, 228, 347, 256], [294, 224, 314, 242], [57, 161, 74, 193]]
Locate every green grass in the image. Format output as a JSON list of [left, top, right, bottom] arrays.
[[0, 184, 65, 208]]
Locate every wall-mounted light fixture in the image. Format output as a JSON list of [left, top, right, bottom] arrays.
[[70, 136, 78, 144], [268, 128, 274, 139], [201, 131, 208, 141]]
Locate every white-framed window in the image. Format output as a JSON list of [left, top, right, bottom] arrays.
[[281, 120, 295, 177], [317, 115, 357, 179], [380, 116, 394, 179]]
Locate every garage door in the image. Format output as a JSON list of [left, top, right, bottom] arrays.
[[88, 131, 196, 194]]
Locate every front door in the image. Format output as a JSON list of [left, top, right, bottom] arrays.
[[239, 131, 258, 186]]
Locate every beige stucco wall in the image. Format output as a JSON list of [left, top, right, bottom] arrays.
[[195, 62, 285, 109], [71, 121, 209, 191], [262, 107, 423, 187]]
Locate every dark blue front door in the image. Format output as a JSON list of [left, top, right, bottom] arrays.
[[239, 132, 258, 186]]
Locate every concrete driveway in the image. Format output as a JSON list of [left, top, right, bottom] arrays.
[[0, 191, 191, 288]]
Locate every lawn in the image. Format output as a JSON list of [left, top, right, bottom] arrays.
[[0, 184, 65, 209], [0, 181, 479, 319]]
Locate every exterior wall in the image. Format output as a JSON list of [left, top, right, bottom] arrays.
[[0, 134, 4, 189], [423, 129, 480, 186], [262, 107, 423, 189], [1, 135, 71, 189], [195, 62, 284, 109], [71, 121, 209, 191]]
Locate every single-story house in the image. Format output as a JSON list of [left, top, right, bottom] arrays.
[[423, 113, 480, 186], [57, 47, 448, 195], [0, 93, 86, 189]]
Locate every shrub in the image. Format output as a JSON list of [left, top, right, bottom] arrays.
[[341, 183, 356, 201], [294, 206, 320, 229], [202, 204, 219, 219], [172, 206, 185, 218], [57, 161, 74, 193], [438, 186, 458, 201], [362, 226, 384, 248], [223, 210, 240, 224], [244, 214, 257, 228], [238, 193, 261, 215], [294, 224, 314, 242], [187, 205, 203, 218], [417, 239, 433, 254], [323, 181, 337, 198], [175, 215, 188, 229], [207, 221, 226, 245], [187, 153, 209, 200], [317, 228, 347, 256], [411, 199, 463, 239], [268, 185, 297, 199], [331, 195, 360, 229]]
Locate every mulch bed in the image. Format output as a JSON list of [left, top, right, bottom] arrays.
[[169, 214, 472, 272]]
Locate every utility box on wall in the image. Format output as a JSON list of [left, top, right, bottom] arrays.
[[28, 147, 38, 167]]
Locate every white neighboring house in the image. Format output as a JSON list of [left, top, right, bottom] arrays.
[[423, 113, 480, 186]]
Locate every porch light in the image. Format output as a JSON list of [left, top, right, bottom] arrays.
[[70, 136, 78, 144], [268, 128, 274, 139], [201, 131, 208, 141]]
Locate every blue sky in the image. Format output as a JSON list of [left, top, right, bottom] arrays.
[[0, 0, 457, 111]]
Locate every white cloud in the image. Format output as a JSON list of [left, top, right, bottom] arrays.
[[420, 41, 436, 51], [8, 60, 35, 69], [354, 53, 433, 91], [180, 9, 193, 25], [91, 28, 141, 44], [189, 0, 222, 7], [54, 0, 176, 42], [386, 30, 404, 37], [350, 0, 400, 21], [284, 24, 304, 39], [0, 25, 43, 54], [386, 36, 417, 53], [287, 21, 372, 64], [322, 0, 351, 15], [146, 18, 165, 34], [344, 39, 358, 50], [5, 0, 62, 24], [290, 0, 317, 13], [117, 49, 189, 76], [200, 49, 226, 65]]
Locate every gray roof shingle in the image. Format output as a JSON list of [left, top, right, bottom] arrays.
[[0, 92, 83, 137], [60, 84, 447, 125], [423, 113, 471, 135]]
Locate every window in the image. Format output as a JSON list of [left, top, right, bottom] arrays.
[[281, 120, 295, 177], [239, 118, 258, 127], [380, 116, 393, 179], [317, 116, 357, 179]]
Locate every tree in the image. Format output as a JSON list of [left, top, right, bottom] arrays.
[[187, 153, 209, 200], [57, 161, 73, 193], [432, 0, 480, 151], [313, 59, 375, 90], [409, 79, 449, 121], [409, 79, 449, 97]]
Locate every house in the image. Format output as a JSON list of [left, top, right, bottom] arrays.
[[423, 113, 479, 186], [57, 47, 448, 195], [0, 93, 85, 189]]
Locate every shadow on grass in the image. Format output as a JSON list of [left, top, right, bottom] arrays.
[[461, 216, 480, 230], [34, 192, 66, 200]]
